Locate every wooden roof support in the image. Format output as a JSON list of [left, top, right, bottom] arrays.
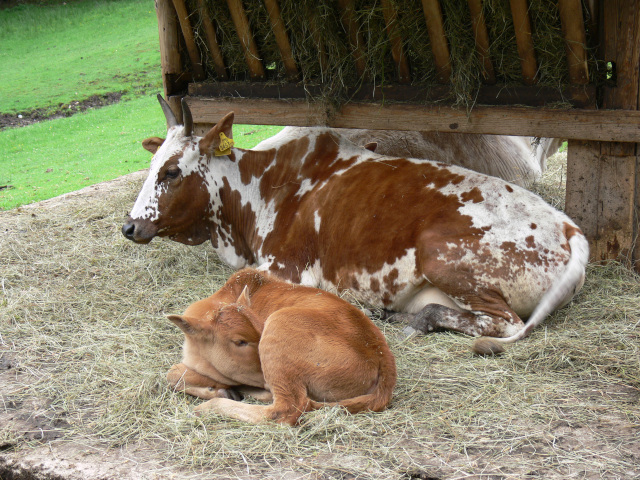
[[196, 0, 227, 80], [467, 0, 496, 84], [381, 0, 411, 84], [558, 0, 589, 84], [171, 0, 205, 81], [421, 0, 451, 83], [509, 0, 537, 85], [225, 0, 266, 80], [337, 0, 368, 80], [156, 0, 184, 98], [264, 0, 298, 79]]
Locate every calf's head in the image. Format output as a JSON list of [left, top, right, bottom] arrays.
[[168, 287, 263, 385], [122, 95, 234, 245]]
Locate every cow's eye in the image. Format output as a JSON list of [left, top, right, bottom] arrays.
[[233, 339, 248, 347], [165, 166, 180, 179]]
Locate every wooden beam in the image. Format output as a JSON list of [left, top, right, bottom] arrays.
[[467, 0, 496, 84], [558, 0, 589, 84], [189, 82, 596, 108], [263, 0, 298, 79], [185, 96, 640, 143], [338, 0, 368, 80], [196, 0, 227, 80], [381, 0, 411, 84], [225, 0, 266, 80], [509, 0, 537, 85], [155, 0, 183, 96], [421, 0, 451, 83], [171, 0, 205, 81]]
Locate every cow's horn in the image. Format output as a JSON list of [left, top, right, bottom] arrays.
[[182, 98, 193, 137], [157, 94, 178, 129]]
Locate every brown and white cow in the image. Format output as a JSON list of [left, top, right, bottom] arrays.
[[123, 96, 588, 353], [340, 129, 561, 187], [167, 268, 396, 425]]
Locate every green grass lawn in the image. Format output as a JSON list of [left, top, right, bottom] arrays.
[[0, 0, 282, 210], [0, 0, 160, 114]]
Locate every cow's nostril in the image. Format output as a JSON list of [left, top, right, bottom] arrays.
[[122, 223, 136, 239]]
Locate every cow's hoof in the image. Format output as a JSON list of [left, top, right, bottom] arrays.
[[207, 387, 243, 401], [409, 304, 447, 334]]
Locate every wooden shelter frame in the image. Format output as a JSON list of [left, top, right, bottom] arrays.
[[154, 0, 640, 271]]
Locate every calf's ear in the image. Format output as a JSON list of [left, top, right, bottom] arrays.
[[142, 137, 165, 154], [199, 112, 235, 156], [167, 314, 198, 335], [237, 285, 252, 307]]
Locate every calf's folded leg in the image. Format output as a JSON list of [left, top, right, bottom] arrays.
[[167, 363, 240, 400]]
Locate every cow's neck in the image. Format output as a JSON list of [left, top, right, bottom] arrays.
[[207, 148, 278, 269]]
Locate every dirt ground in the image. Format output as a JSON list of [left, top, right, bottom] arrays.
[[1, 169, 639, 480]]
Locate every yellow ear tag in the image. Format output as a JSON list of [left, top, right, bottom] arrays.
[[214, 132, 234, 156]]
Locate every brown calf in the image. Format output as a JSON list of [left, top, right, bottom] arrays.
[[167, 268, 397, 425]]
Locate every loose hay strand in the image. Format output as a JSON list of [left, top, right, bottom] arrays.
[[1, 156, 640, 478]]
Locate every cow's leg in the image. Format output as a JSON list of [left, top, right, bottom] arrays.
[[194, 386, 311, 426], [167, 363, 241, 400], [405, 303, 525, 338]]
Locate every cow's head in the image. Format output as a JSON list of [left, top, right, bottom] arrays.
[[122, 95, 234, 245], [168, 287, 263, 386]]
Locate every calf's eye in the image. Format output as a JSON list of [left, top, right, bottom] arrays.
[[233, 339, 248, 347]]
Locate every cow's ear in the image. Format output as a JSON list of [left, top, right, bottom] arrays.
[[167, 314, 198, 335], [142, 137, 165, 154], [237, 285, 251, 308], [199, 112, 235, 156], [364, 141, 378, 152]]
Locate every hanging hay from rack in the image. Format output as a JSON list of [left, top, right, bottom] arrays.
[[182, 0, 599, 107]]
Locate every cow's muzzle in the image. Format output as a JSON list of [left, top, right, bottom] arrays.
[[121, 219, 157, 244]]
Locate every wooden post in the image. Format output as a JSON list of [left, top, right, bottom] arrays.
[[171, 0, 205, 81], [155, 0, 183, 98], [197, 0, 227, 80], [421, 0, 451, 83], [338, 0, 368, 80], [558, 0, 589, 84], [467, 0, 496, 84], [264, 0, 298, 79], [565, 0, 639, 269], [509, 0, 537, 85], [381, 0, 411, 84], [226, 0, 266, 80]]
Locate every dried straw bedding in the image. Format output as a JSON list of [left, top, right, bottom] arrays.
[[1, 152, 639, 479]]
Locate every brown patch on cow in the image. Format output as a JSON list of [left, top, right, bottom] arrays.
[[383, 268, 400, 296], [531, 223, 537, 230], [370, 278, 380, 293], [215, 177, 262, 263], [258, 136, 310, 204], [461, 187, 484, 204], [525, 235, 536, 249], [505, 184, 514, 193], [154, 160, 213, 245], [238, 148, 277, 185]]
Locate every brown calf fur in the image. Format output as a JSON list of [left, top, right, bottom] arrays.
[[167, 268, 397, 426]]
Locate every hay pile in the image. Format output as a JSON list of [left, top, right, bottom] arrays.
[[1, 151, 640, 479], [190, 0, 599, 106]]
